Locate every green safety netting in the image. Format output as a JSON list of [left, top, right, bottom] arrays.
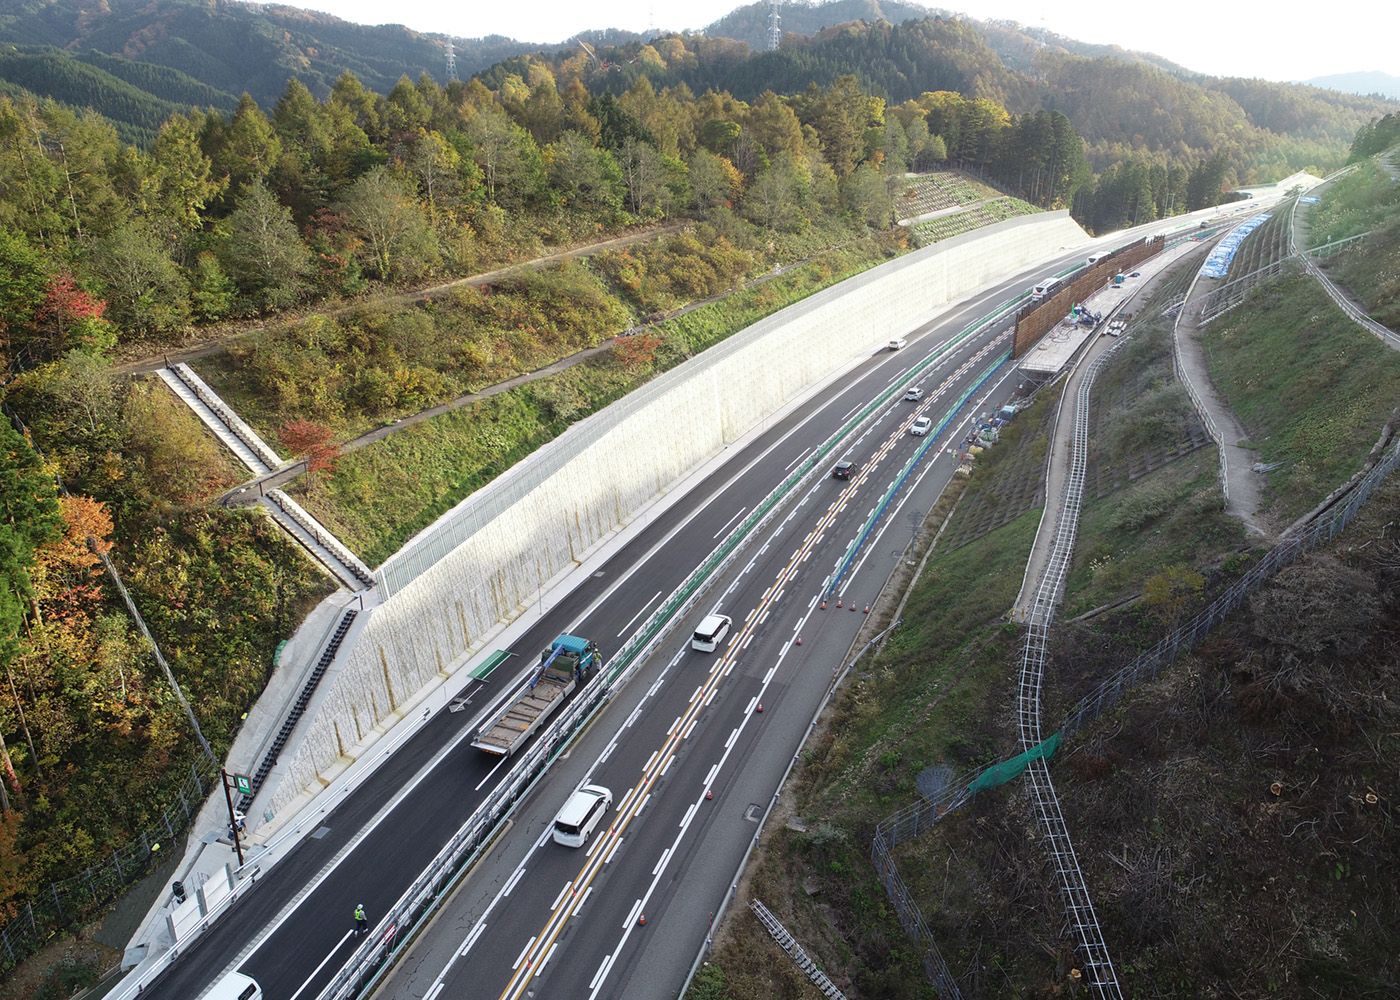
[[967, 731, 1061, 794]]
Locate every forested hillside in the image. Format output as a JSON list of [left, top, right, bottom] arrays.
[[0, 49, 1059, 978], [707, 0, 1195, 78], [0, 45, 236, 144], [2, 1, 1393, 236], [0, 0, 539, 107]]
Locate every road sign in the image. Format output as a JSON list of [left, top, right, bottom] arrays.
[[233, 773, 252, 796]]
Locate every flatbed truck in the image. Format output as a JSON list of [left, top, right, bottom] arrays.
[[470, 634, 601, 756]]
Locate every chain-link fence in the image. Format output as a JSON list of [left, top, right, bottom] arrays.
[[870, 320, 1400, 997], [0, 762, 217, 973], [1061, 427, 1400, 738], [870, 767, 982, 999]]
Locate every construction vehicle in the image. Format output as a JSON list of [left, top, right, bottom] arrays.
[[471, 634, 601, 756]]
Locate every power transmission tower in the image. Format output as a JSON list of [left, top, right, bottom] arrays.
[[766, 1, 782, 51], [444, 39, 458, 81]]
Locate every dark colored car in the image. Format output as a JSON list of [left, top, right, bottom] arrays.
[[832, 460, 854, 480]]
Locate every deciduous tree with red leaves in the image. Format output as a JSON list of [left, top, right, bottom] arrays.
[[278, 419, 340, 476], [611, 332, 663, 373], [35, 273, 115, 355]]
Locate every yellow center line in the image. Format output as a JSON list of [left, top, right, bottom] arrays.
[[497, 348, 985, 997]]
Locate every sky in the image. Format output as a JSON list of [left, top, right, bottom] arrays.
[[281, 1, 1398, 83]]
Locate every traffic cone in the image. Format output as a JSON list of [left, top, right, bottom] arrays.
[[756, 703, 764, 713], [863, 605, 870, 614], [850, 603, 856, 612], [638, 913, 647, 926], [836, 598, 842, 608], [795, 635, 802, 645], [705, 788, 714, 801], [820, 599, 827, 610]]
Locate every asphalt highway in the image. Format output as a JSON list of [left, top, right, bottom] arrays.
[[382, 292, 1021, 1000], [136, 246, 1094, 1000]]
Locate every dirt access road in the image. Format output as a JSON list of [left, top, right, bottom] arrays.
[[116, 221, 684, 375]]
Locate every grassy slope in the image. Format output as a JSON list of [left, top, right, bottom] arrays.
[[700, 237, 1400, 998], [1065, 300, 1243, 616], [298, 241, 898, 565], [1313, 153, 1400, 329], [1200, 271, 1400, 523], [913, 475, 1400, 999], [1326, 214, 1400, 328]]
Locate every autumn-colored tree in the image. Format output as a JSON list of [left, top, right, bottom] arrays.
[[611, 333, 664, 373], [279, 419, 340, 475], [35, 273, 114, 356], [31, 494, 114, 623]]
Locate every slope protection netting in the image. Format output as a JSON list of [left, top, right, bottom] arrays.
[[910, 198, 1041, 246], [896, 172, 1001, 218]]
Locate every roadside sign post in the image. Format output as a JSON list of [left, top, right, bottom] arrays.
[[221, 769, 250, 866]]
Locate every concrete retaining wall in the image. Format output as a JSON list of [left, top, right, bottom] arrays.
[[266, 211, 1090, 814]]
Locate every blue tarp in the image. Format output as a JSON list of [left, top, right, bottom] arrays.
[[1199, 213, 1272, 279]]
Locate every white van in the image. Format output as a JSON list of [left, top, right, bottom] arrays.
[[1087, 254, 1103, 266], [553, 784, 612, 847], [1030, 283, 1051, 301], [691, 613, 733, 652], [207, 972, 262, 1000]]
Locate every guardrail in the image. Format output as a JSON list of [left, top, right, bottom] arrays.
[[313, 299, 1032, 1000], [827, 344, 1010, 596]]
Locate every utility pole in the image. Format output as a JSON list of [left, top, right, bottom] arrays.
[[766, 1, 782, 52], [94, 543, 216, 767]]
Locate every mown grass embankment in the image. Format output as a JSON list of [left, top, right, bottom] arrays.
[[1065, 296, 1243, 617], [1201, 270, 1400, 524], [1309, 152, 1400, 329]]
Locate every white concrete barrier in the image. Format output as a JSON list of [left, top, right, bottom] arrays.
[[266, 211, 1091, 814]]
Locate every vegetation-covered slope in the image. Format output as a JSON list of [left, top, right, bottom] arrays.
[[0, 44, 236, 144], [694, 223, 1400, 999], [0, 0, 538, 107]]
